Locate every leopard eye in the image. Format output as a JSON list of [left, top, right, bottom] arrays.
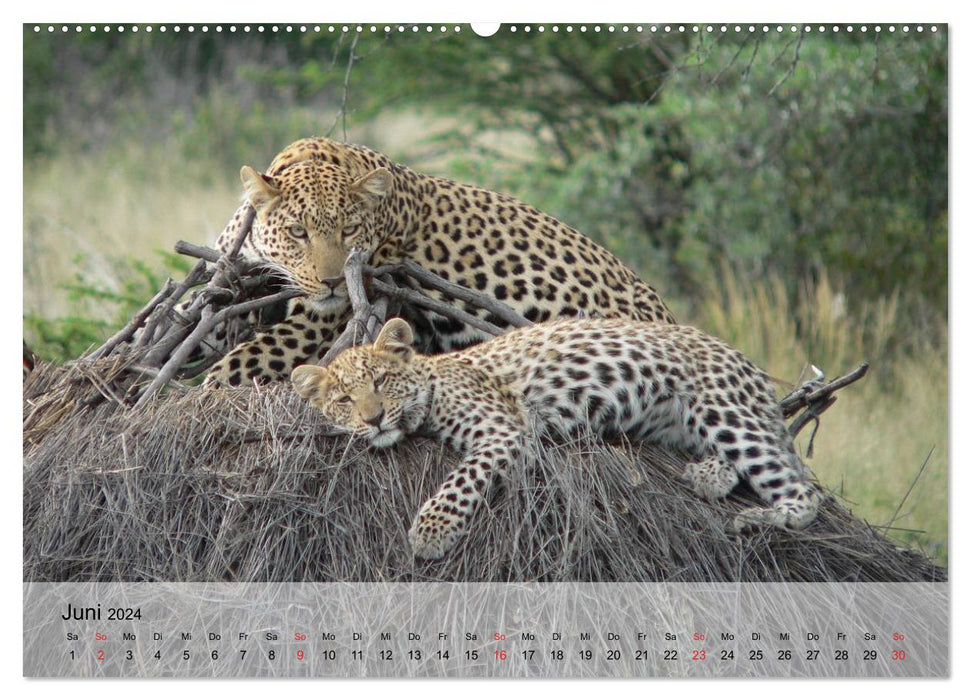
[[288, 225, 308, 241], [373, 373, 387, 389], [341, 221, 361, 239], [335, 394, 352, 405]]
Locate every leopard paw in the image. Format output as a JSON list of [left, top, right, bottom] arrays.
[[729, 501, 817, 534], [682, 456, 739, 501], [407, 500, 468, 560]]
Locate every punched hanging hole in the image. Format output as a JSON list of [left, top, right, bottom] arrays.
[[471, 23, 501, 37]]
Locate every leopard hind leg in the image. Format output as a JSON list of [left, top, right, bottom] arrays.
[[682, 455, 739, 501]]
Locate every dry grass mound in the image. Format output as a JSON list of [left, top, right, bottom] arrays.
[[23, 361, 945, 583]]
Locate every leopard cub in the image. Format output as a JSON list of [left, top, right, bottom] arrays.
[[292, 318, 823, 559]]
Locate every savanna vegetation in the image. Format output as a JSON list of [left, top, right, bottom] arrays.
[[22, 25, 947, 563]]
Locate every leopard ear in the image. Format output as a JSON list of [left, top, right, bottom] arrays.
[[349, 168, 392, 208], [373, 318, 414, 362], [240, 165, 281, 214], [291, 364, 334, 402]]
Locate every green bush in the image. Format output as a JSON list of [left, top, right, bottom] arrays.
[[24, 252, 192, 363], [24, 27, 947, 355]]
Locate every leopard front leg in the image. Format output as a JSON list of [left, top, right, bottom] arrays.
[[408, 435, 523, 560], [204, 300, 344, 388]]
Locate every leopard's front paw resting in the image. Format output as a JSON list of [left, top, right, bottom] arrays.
[[407, 500, 468, 560]]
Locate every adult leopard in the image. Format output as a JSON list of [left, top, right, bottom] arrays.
[[205, 137, 675, 387]]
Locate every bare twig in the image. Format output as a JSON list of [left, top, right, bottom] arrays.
[[135, 306, 215, 408], [371, 278, 505, 337], [136, 259, 212, 355], [370, 261, 531, 329], [89, 279, 176, 360], [789, 396, 837, 448], [174, 240, 222, 264], [207, 216, 254, 295], [781, 362, 869, 420], [365, 296, 391, 340], [139, 218, 257, 369], [782, 363, 869, 442], [741, 33, 763, 83], [327, 32, 359, 142], [802, 363, 870, 405], [318, 252, 533, 367], [319, 249, 386, 365], [175, 242, 278, 293], [225, 207, 256, 259], [135, 289, 303, 408], [768, 30, 804, 97], [129, 212, 286, 404], [710, 32, 753, 87]]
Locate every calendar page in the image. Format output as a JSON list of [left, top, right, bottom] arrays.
[[22, 21, 949, 679]]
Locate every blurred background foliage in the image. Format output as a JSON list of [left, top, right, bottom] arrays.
[[24, 26, 947, 353], [22, 25, 948, 559]]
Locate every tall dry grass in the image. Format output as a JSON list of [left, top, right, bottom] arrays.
[[23, 144, 240, 321], [695, 266, 947, 563]]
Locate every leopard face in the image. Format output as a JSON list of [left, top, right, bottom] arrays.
[[242, 160, 393, 314], [291, 319, 430, 448]]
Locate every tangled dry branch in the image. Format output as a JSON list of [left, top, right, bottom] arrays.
[[33, 208, 867, 441]]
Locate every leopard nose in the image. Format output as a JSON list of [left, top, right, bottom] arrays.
[[364, 408, 385, 427]]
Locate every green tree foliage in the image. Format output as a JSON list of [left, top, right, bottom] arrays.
[[661, 32, 948, 330], [300, 28, 947, 329], [23, 26, 342, 166], [24, 25, 947, 347]]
